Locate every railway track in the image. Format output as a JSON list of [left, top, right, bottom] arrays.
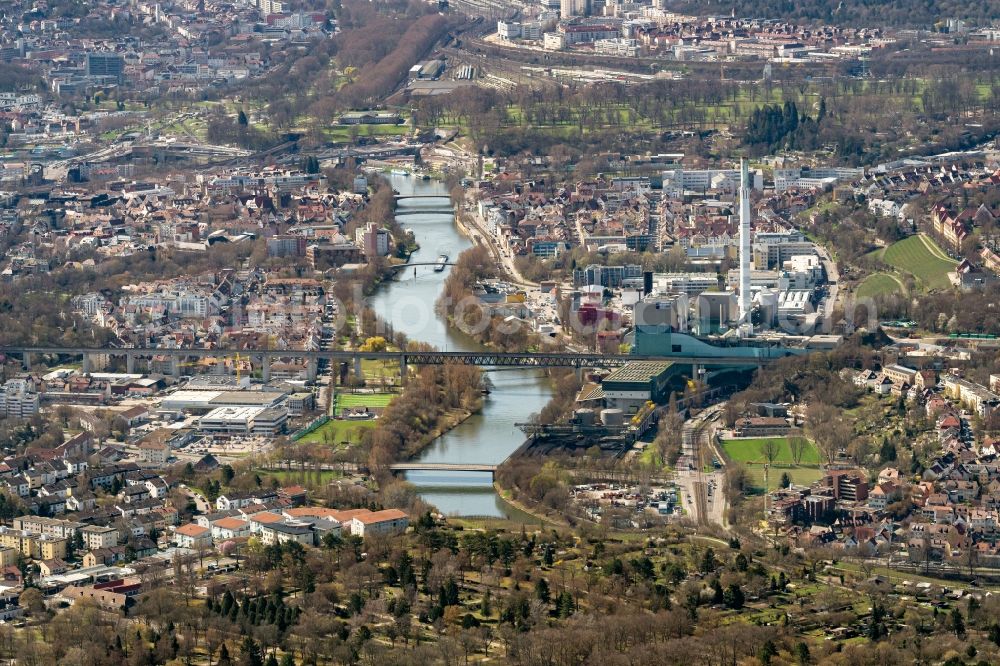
[[679, 407, 727, 527]]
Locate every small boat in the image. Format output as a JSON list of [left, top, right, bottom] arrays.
[[391, 168, 409, 176], [420, 173, 431, 180], [434, 254, 449, 272]]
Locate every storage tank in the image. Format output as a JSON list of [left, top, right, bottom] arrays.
[[574, 408, 595, 426], [756, 289, 779, 329], [601, 408, 625, 427], [694, 291, 737, 335]]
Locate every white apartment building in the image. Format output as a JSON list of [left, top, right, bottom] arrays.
[[0, 379, 39, 418]]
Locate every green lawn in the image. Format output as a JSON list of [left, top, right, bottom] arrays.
[[637, 442, 667, 469], [298, 418, 374, 445], [722, 436, 823, 492], [745, 465, 824, 492], [877, 234, 956, 290], [857, 272, 904, 300], [360, 358, 400, 379], [721, 436, 822, 465], [335, 392, 394, 410]]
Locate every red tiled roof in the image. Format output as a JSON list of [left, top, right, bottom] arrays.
[[175, 523, 210, 537], [353, 509, 408, 525]]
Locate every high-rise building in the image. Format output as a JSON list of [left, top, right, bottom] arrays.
[[356, 223, 391, 258], [738, 159, 752, 335], [560, 0, 588, 18], [0, 379, 39, 419]]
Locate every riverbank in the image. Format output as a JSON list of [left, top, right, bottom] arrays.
[[492, 481, 563, 527], [400, 404, 479, 460], [369, 173, 555, 517], [366, 360, 486, 472], [453, 207, 473, 238], [457, 205, 536, 288]]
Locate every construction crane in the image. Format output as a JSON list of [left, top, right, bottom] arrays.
[[234, 352, 242, 383]]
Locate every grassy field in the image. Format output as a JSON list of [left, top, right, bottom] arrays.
[[876, 234, 956, 290], [744, 465, 825, 492], [335, 392, 394, 410], [298, 418, 374, 445], [721, 436, 823, 492], [721, 436, 822, 465], [857, 272, 904, 300], [360, 358, 401, 380]]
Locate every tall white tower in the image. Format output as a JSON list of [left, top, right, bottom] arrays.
[[738, 158, 753, 336]]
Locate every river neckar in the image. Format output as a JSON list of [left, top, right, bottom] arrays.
[[366, 174, 552, 519]]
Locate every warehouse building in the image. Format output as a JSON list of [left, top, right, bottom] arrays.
[[600, 361, 674, 412]]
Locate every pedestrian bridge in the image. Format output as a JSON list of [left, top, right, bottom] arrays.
[[386, 261, 456, 271], [388, 462, 498, 475], [393, 208, 454, 215]]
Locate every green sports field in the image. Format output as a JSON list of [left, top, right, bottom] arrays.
[[721, 436, 822, 465], [856, 272, 904, 300], [745, 466, 825, 492], [721, 436, 824, 491], [877, 234, 956, 290], [298, 418, 374, 445], [335, 392, 394, 410]]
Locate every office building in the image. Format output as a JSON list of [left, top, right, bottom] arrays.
[[85, 53, 125, 79]]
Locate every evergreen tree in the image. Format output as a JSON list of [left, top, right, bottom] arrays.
[[480, 589, 492, 617], [723, 584, 744, 609], [700, 548, 716, 573], [734, 553, 749, 571], [535, 578, 550, 604], [760, 639, 777, 666], [218, 643, 233, 666], [239, 636, 264, 666], [868, 602, 886, 640], [711, 579, 724, 604], [950, 608, 966, 637], [444, 577, 459, 606], [238, 110, 248, 126], [880, 439, 897, 462], [557, 591, 574, 618]]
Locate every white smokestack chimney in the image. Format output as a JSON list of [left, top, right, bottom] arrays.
[[738, 158, 753, 336]]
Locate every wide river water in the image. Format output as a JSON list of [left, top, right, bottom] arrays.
[[366, 174, 552, 518]]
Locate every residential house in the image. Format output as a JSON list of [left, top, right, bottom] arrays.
[[173, 523, 212, 549], [210, 517, 250, 541], [80, 525, 119, 550], [349, 509, 409, 538]]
